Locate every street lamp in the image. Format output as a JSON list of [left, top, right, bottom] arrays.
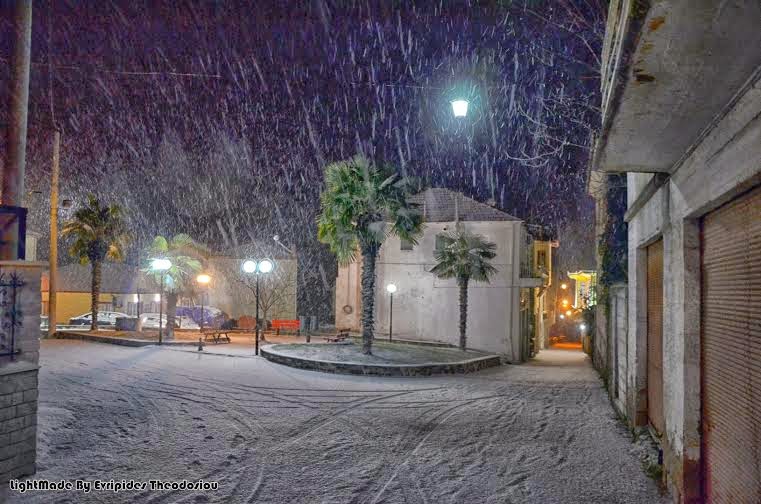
[[243, 259, 274, 355], [451, 99, 469, 117], [386, 283, 397, 342], [150, 258, 172, 344], [196, 274, 211, 331], [560, 283, 568, 290]]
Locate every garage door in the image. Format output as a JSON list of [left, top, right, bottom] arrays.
[[647, 239, 664, 435], [702, 185, 761, 503]]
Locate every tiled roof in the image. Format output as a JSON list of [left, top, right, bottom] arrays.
[[409, 188, 521, 223]]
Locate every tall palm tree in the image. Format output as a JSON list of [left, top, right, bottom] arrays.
[[317, 155, 422, 354], [62, 195, 129, 331], [143, 234, 203, 340], [430, 229, 498, 350]]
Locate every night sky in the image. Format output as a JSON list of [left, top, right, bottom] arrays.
[[1, 0, 605, 318]]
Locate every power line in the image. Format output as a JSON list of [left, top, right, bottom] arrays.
[[0, 57, 221, 79]]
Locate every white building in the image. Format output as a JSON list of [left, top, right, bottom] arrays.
[[335, 188, 542, 362], [591, 2, 761, 502]]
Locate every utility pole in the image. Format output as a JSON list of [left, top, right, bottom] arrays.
[[48, 131, 60, 336], [1, 0, 33, 260]]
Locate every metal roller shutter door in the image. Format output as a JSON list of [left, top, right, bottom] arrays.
[[647, 239, 665, 436], [702, 185, 761, 503]]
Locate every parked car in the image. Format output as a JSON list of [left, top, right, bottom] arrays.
[[140, 313, 174, 329], [175, 306, 226, 328], [69, 311, 129, 326], [40, 315, 49, 331], [175, 315, 199, 330]]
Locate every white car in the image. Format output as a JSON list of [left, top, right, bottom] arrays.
[[69, 311, 130, 326], [140, 313, 172, 329], [175, 316, 199, 330]]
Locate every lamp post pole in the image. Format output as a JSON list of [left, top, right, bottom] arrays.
[[388, 291, 393, 342], [386, 283, 397, 342], [255, 272, 260, 356], [158, 273, 165, 344], [151, 258, 172, 345]]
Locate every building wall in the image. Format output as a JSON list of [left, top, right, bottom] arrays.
[[372, 221, 524, 359], [335, 259, 362, 331], [623, 70, 761, 502], [41, 292, 129, 324]]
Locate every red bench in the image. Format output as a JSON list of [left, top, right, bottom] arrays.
[[271, 319, 300, 335]]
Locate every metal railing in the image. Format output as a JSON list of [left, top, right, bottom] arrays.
[[0, 271, 25, 358]]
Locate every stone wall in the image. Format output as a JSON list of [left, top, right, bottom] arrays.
[[0, 261, 45, 484], [0, 362, 38, 481]]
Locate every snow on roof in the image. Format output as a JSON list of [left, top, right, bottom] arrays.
[[409, 188, 521, 223]]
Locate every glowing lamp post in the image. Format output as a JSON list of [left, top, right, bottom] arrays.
[[150, 258, 172, 344], [386, 283, 397, 342], [196, 274, 211, 331], [451, 99, 469, 118], [243, 259, 274, 355]]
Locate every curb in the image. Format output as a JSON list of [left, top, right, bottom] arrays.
[[51, 331, 199, 348], [260, 344, 501, 377]]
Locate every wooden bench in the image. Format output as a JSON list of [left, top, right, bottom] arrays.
[[325, 329, 350, 343], [271, 319, 300, 335], [201, 328, 247, 344]]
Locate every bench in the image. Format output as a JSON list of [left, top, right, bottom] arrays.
[[325, 329, 350, 343], [271, 319, 300, 335], [201, 328, 247, 344]]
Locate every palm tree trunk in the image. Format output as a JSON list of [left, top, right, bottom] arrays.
[[90, 260, 101, 331], [360, 249, 378, 355], [165, 292, 178, 341], [458, 277, 469, 350]]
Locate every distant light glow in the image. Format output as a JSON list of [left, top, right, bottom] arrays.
[[242, 260, 257, 273], [559, 314, 565, 319], [151, 258, 171, 271], [154, 294, 161, 302], [451, 99, 469, 117], [565, 310, 572, 316], [579, 324, 587, 331], [560, 283, 568, 290], [386, 283, 397, 294], [561, 299, 569, 307], [196, 274, 211, 284]]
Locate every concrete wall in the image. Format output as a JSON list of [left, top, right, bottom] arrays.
[[622, 69, 761, 502], [368, 220, 524, 359], [0, 261, 45, 483], [335, 259, 362, 331]]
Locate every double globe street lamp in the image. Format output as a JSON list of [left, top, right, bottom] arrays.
[[243, 259, 274, 355]]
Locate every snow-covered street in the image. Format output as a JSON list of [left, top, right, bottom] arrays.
[[4, 340, 666, 503]]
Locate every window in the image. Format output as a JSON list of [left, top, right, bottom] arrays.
[[400, 239, 413, 251], [537, 250, 547, 269], [435, 234, 446, 251]]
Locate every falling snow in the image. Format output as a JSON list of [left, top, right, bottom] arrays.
[[1, 0, 604, 319]]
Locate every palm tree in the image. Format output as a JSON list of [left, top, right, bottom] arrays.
[[317, 155, 422, 354], [430, 229, 498, 350], [62, 195, 129, 331], [143, 234, 203, 340]]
